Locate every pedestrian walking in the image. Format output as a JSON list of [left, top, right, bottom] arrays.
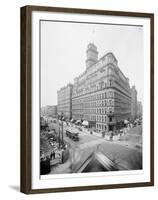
[[50, 151, 55, 159]]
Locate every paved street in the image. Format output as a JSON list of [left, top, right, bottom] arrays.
[[48, 121, 142, 149], [39, 120, 142, 174], [43, 121, 143, 174]]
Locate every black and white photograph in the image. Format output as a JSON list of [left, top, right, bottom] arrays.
[[20, 6, 154, 193], [40, 20, 144, 175]]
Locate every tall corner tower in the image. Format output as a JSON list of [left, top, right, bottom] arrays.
[[86, 43, 98, 69]]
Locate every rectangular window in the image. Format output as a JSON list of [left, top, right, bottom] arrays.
[[109, 117, 112, 122], [105, 92, 106, 99]]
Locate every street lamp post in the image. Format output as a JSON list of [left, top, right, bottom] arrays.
[[58, 114, 61, 148], [61, 120, 63, 145], [58, 120, 61, 148]]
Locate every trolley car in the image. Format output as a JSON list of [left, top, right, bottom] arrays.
[[66, 128, 79, 141]]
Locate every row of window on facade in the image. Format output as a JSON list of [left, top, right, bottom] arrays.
[[72, 106, 114, 115], [115, 79, 131, 94], [84, 115, 96, 122], [58, 102, 71, 106], [71, 111, 113, 122], [73, 75, 131, 99], [72, 99, 114, 109], [77, 62, 115, 82], [58, 105, 71, 109], [57, 93, 71, 99], [78, 114, 108, 122], [58, 98, 71, 103], [72, 90, 114, 105], [58, 108, 71, 112], [72, 78, 114, 96], [81, 115, 113, 123], [96, 115, 113, 123], [96, 123, 107, 131]]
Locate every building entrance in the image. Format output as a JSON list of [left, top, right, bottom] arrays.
[[108, 125, 114, 131]]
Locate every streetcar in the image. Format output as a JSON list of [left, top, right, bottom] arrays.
[[66, 128, 79, 141]]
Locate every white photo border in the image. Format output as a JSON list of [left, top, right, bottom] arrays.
[[32, 10, 151, 189]]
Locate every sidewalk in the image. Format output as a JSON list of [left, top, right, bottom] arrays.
[[82, 129, 120, 141], [49, 158, 72, 174], [83, 128, 142, 150]]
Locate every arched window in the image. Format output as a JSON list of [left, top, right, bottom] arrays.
[[108, 67, 112, 75], [109, 91, 113, 97], [109, 80, 112, 87]]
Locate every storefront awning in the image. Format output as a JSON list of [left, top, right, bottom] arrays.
[[82, 120, 89, 126], [124, 120, 129, 124]]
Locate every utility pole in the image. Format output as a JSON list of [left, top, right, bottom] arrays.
[[61, 120, 63, 145], [59, 123, 60, 148], [61, 113, 64, 145], [58, 115, 61, 149]]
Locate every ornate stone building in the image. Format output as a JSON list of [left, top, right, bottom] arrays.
[[72, 43, 131, 133], [46, 105, 57, 117], [41, 105, 57, 117], [57, 83, 73, 119]]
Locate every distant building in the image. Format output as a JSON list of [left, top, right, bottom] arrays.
[[46, 105, 57, 117], [71, 43, 131, 132], [41, 106, 47, 116], [41, 105, 57, 117], [131, 86, 137, 119], [137, 101, 142, 117], [57, 83, 73, 120]]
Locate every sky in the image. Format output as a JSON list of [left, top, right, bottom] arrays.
[[41, 20, 144, 107]]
